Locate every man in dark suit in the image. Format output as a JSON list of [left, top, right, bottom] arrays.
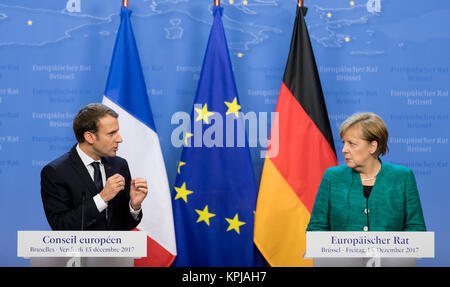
[[41, 103, 148, 230]]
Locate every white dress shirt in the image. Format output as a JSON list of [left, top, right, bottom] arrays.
[[76, 144, 141, 220]]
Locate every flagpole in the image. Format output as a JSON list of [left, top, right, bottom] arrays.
[[214, 0, 220, 7], [123, 0, 129, 9]]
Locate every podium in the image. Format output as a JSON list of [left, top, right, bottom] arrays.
[[18, 231, 147, 267], [305, 231, 434, 267]]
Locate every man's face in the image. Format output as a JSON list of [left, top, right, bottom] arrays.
[[91, 115, 123, 159]]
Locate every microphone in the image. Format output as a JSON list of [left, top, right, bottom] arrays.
[[81, 191, 86, 231]]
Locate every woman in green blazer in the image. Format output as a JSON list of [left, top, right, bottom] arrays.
[[307, 112, 426, 232]]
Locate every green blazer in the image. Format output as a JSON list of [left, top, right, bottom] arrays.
[[306, 160, 426, 231]]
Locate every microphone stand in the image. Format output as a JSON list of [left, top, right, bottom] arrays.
[[81, 191, 86, 231], [363, 186, 372, 231], [365, 197, 370, 231]]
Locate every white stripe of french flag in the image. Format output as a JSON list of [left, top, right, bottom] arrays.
[[103, 96, 177, 266]]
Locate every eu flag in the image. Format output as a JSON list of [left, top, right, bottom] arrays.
[[172, 6, 259, 267]]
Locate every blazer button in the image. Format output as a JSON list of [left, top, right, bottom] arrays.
[[363, 226, 369, 232], [364, 208, 370, 214]]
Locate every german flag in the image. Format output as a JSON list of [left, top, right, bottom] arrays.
[[254, 4, 337, 266]]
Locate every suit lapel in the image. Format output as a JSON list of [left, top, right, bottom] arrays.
[[102, 157, 114, 179], [68, 145, 100, 197], [339, 166, 353, 197], [102, 157, 116, 226], [368, 160, 385, 205], [348, 168, 365, 209]]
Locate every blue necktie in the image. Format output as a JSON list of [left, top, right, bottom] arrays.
[[91, 162, 103, 192], [92, 161, 109, 225]]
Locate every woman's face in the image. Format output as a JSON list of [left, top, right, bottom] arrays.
[[341, 126, 378, 171]]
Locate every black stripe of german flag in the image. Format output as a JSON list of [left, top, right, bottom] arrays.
[[283, 6, 336, 154]]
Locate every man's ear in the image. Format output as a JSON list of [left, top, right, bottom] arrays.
[[84, 132, 96, 144]]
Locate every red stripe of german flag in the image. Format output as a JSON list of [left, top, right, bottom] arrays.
[[254, 5, 337, 267]]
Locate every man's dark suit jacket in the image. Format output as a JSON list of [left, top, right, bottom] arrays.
[[41, 145, 142, 230]]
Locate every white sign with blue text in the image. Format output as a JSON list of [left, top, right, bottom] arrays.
[[17, 231, 147, 258], [305, 232, 434, 258]]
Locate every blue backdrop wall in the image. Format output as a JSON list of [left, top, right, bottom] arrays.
[[0, 0, 448, 267]]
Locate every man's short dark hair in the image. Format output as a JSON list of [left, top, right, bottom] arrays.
[[73, 103, 119, 143]]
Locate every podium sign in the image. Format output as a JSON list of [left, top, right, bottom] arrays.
[[18, 231, 147, 258], [305, 231, 434, 258]]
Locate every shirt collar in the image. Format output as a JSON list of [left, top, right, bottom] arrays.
[[76, 144, 101, 166]]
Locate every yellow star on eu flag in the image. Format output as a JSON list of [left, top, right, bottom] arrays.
[[195, 205, 216, 226], [225, 213, 246, 234], [224, 97, 241, 117], [174, 182, 193, 203], [194, 103, 215, 124]]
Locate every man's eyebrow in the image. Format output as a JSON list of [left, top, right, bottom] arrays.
[[107, 129, 119, 134]]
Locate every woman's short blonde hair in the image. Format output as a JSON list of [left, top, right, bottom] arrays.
[[339, 112, 389, 156]]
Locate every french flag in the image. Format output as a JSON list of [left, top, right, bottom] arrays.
[[102, 6, 176, 266]]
